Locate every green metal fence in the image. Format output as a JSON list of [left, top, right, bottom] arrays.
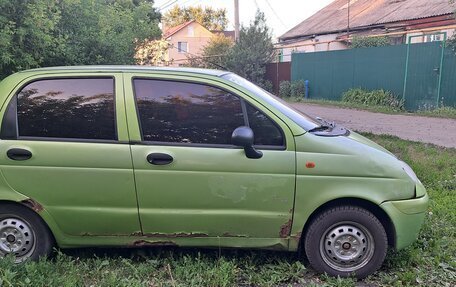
[[291, 41, 456, 111]]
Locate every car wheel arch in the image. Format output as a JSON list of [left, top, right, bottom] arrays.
[[299, 197, 396, 251], [0, 200, 57, 244]]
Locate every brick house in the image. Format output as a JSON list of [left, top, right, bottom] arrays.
[[276, 0, 456, 61]]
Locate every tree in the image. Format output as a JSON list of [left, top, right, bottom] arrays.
[[350, 36, 390, 48], [449, 1, 456, 53], [224, 10, 275, 87], [135, 39, 172, 66], [0, 0, 162, 79], [0, 0, 64, 79], [162, 5, 228, 30], [57, 0, 162, 65], [186, 34, 233, 69]]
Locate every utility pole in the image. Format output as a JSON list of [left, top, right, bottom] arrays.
[[234, 0, 240, 42], [347, 0, 350, 36]]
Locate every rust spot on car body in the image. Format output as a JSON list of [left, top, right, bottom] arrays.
[[21, 198, 44, 213], [222, 232, 249, 238], [291, 232, 302, 242], [143, 232, 209, 238], [132, 240, 178, 247], [279, 219, 293, 238], [266, 243, 288, 251]]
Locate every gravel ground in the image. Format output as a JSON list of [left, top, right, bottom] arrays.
[[291, 103, 456, 148]]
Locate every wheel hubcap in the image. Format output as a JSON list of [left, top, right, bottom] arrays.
[[320, 223, 375, 272], [0, 217, 35, 260]]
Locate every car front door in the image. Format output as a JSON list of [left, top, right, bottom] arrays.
[[124, 74, 296, 240], [0, 74, 141, 236]]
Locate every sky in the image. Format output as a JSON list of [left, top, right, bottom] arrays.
[[153, 0, 334, 40]]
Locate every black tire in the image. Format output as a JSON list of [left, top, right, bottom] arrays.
[[0, 203, 54, 262], [304, 206, 388, 279]]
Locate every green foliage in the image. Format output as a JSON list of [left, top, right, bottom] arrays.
[[351, 36, 390, 49], [162, 5, 228, 31], [190, 10, 274, 88], [186, 33, 233, 69], [342, 88, 404, 110], [279, 81, 291, 98], [0, 0, 161, 79], [279, 80, 305, 98], [449, 34, 456, 54], [224, 10, 275, 87]]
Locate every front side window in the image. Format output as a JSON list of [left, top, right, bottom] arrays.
[[15, 78, 116, 140], [246, 103, 284, 146], [134, 79, 244, 145]]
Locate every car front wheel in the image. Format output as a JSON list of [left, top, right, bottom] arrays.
[[304, 206, 388, 279]]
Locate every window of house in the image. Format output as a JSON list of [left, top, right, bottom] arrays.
[[188, 26, 194, 36], [14, 78, 116, 140], [178, 42, 188, 53], [425, 34, 442, 43]]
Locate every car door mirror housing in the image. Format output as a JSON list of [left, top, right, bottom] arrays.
[[232, 126, 263, 159]]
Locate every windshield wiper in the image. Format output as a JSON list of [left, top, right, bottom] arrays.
[[309, 117, 336, 133], [308, 125, 332, 132], [315, 117, 335, 128]]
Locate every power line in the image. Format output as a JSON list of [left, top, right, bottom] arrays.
[[169, 44, 229, 69], [253, 0, 259, 10], [158, 0, 178, 11], [263, 0, 287, 29], [158, 0, 174, 9]]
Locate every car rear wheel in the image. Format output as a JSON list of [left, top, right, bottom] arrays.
[[304, 206, 388, 279], [0, 204, 54, 262]]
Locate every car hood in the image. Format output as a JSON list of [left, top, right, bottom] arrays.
[[346, 131, 395, 157]]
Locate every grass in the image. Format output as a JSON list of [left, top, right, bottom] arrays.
[[0, 135, 455, 286], [287, 98, 456, 119]]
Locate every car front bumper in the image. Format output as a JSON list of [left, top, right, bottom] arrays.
[[380, 185, 429, 250]]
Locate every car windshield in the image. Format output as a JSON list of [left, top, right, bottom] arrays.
[[221, 73, 320, 131]]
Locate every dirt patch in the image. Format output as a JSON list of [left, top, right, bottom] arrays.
[[292, 103, 456, 148]]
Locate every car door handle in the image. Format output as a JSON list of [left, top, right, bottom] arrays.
[[146, 153, 173, 165], [7, 148, 32, 161]]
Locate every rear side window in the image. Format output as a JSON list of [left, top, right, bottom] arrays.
[[14, 78, 116, 140], [134, 79, 244, 145]]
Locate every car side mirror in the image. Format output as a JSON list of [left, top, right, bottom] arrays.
[[232, 126, 263, 159]]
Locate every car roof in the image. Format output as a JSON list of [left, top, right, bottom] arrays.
[[19, 65, 230, 77]]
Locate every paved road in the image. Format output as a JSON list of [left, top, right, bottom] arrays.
[[291, 103, 456, 148]]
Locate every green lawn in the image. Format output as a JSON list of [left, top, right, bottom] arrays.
[[288, 98, 456, 120], [1, 134, 455, 287]]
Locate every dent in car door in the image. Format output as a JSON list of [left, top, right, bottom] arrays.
[[124, 74, 296, 240], [0, 74, 141, 236]]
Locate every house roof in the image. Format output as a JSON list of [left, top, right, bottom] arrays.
[[279, 0, 456, 41], [163, 20, 195, 38]]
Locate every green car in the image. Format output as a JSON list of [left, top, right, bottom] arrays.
[[0, 66, 428, 278]]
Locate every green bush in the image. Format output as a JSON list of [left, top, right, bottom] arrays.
[[261, 80, 274, 93], [279, 80, 305, 98], [290, 80, 305, 98], [351, 36, 390, 48], [342, 88, 404, 110], [279, 81, 291, 98]]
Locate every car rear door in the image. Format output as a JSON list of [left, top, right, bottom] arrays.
[[124, 73, 296, 240], [0, 73, 141, 236]]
